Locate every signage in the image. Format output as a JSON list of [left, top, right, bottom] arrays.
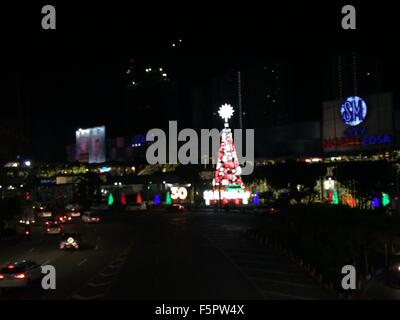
[[340, 96, 367, 126]]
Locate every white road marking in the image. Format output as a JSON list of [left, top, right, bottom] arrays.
[[242, 267, 300, 277], [87, 281, 112, 288], [250, 277, 318, 288], [71, 293, 106, 300], [77, 258, 88, 267], [262, 290, 317, 300], [99, 271, 117, 277]]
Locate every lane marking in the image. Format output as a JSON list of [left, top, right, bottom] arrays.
[[241, 267, 300, 277], [234, 259, 294, 268], [202, 234, 266, 299], [77, 258, 88, 267], [87, 281, 112, 288], [99, 271, 117, 277], [250, 277, 319, 288], [262, 290, 317, 300]]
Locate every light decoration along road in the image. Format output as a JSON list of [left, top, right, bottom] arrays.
[[203, 104, 250, 206]]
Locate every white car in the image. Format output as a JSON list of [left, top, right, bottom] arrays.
[[0, 260, 42, 288]]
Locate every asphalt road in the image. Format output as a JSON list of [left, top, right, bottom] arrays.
[[0, 210, 331, 300]]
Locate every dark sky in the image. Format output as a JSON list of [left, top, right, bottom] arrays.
[[1, 1, 399, 161]]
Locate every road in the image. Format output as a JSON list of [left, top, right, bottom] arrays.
[[0, 210, 331, 300], [363, 273, 400, 299]]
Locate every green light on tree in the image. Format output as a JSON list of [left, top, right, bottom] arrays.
[[382, 193, 390, 207], [166, 191, 172, 205], [108, 193, 114, 206], [332, 189, 339, 205]]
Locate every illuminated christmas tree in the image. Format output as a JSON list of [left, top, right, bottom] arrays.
[[204, 104, 250, 205], [108, 193, 114, 206], [136, 192, 142, 205], [166, 191, 172, 205]]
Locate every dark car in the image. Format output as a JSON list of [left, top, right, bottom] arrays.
[[0, 260, 42, 289], [166, 204, 185, 213], [265, 203, 280, 214]]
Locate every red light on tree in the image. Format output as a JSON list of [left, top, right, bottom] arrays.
[[136, 192, 142, 205], [25, 192, 30, 201], [120, 193, 127, 206]]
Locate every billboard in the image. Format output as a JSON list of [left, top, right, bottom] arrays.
[[322, 93, 394, 153], [76, 126, 106, 163]]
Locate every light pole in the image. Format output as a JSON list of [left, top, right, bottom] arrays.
[[395, 164, 400, 216]]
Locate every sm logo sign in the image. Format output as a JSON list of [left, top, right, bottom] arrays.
[[340, 96, 367, 127]]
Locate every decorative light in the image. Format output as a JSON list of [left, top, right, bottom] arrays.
[[154, 194, 161, 205], [120, 193, 127, 206], [382, 193, 390, 207], [170, 186, 188, 200], [24, 161, 31, 167], [136, 192, 142, 205], [108, 193, 114, 206], [218, 104, 234, 123], [166, 191, 172, 205]]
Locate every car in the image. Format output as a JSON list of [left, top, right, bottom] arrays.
[[36, 205, 52, 218], [81, 211, 101, 223], [59, 232, 81, 250], [58, 214, 72, 223], [265, 204, 280, 214], [125, 203, 147, 212], [65, 204, 81, 217], [166, 204, 185, 212], [18, 218, 35, 225], [89, 203, 108, 211], [45, 223, 62, 235], [0, 260, 42, 288], [44, 218, 59, 226]]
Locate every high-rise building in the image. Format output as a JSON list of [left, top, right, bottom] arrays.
[[123, 62, 180, 134], [324, 51, 383, 101], [0, 73, 31, 163], [190, 62, 293, 130]]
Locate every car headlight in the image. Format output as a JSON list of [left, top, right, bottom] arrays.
[[67, 237, 75, 244]]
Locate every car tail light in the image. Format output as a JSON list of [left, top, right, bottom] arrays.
[[25, 230, 30, 235], [68, 217, 71, 221], [7, 264, 15, 269], [0, 274, 4, 280], [14, 273, 26, 279], [47, 228, 50, 232]]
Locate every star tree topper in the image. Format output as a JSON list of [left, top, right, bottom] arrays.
[[218, 103, 234, 124]]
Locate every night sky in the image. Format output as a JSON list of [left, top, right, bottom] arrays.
[[1, 2, 399, 161]]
